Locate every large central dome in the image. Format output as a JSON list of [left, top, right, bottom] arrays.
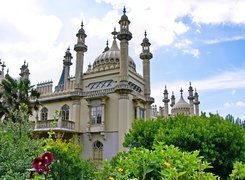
[[92, 39, 136, 72]]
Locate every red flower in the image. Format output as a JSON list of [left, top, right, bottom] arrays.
[[42, 152, 54, 166], [32, 157, 45, 175]]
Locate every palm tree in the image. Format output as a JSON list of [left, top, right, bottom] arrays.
[[0, 74, 40, 122]]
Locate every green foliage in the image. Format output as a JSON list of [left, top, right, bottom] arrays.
[[0, 105, 43, 179], [97, 143, 217, 179], [45, 137, 97, 179], [0, 74, 40, 122], [124, 114, 245, 179], [230, 161, 245, 179]]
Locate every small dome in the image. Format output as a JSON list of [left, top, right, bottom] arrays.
[[92, 39, 136, 72], [171, 90, 190, 115]]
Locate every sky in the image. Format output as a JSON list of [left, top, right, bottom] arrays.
[[0, 0, 245, 119]]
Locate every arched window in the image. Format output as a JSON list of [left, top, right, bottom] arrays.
[[61, 104, 69, 121], [93, 140, 103, 163], [40, 107, 48, 121]]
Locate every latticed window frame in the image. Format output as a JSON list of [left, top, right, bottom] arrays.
[[61, 104, 70, 121], [40, 107, 48, 121], [93, 140, 103, 163]]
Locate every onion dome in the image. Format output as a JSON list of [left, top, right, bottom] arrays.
[[171, 88, 190, 115], [92, 28, 136, 72]]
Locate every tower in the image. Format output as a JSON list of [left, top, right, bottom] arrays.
[[116, 7, 133, 151], [19, 61, 30, 80], [74, 22, 87, 91], [63, 47, 73, 88], [188, 82, 194, 115], [140, 31, 154, 119], [0, 59, 6, 80], [117, 7, 132, 83], [162, 86, 170, 117], [170, 91, 175, 108], [194, 89, 200, 115]]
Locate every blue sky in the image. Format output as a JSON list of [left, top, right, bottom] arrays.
[[0, 0, 245, 119]]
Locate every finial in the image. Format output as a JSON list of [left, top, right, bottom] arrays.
[[67, 46, 70, 51], [123, 6, 126, 14], [144, 30, 147, 38], [106, 40, 109, 47], [189, 82, 191, 86], [180, 88, 183, 95], [81, 21, 84, 28], [24, 60, 26, 65], [112, 27, 117, 40], [165, 85, 167, 89], [0, 59, 2, 64], [172, 91, 174, 95]]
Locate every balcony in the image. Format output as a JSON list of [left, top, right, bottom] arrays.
[[34, 120, 75, 132]]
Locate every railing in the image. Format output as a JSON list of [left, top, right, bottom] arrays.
[[35, 120, 75, 130]]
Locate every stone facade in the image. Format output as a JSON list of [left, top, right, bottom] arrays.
[[30, 8, 154, 161]]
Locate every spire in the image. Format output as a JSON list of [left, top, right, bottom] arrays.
[[170, 91, 175, 107], [103, 40, 109, 53], [188, 82, 195, 115], [20, 60, 30, 80], [117, 6, 132, 41], [110, 28, 120, 51], [140, 30, 152, 60]]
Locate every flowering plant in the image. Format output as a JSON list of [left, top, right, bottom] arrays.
[[31, 152, 54, 179]]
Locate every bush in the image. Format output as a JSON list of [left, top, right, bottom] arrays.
[[124, 114, 245, 178], [0, 110, 43, 179], [97, 143, 217, 179], [46, 137, 97, 179], [230, 161, 245, 179]]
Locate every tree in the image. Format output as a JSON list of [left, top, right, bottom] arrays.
[[124, 114, 245, 179], [0, 105, 43, 179], [0, 74, 40, 122]]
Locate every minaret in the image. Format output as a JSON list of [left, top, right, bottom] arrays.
[[140, 31, 154, 119], [74, 21, 87, 91], [140, 31, 153, 97], [194, 89, 200, 115], [63, 47, 73, 86], [0, 59, 6, 79], [162, 85, 170, 117], [170, 91, 175, 108], [117, 7, 132, 82], [116, 7, 133, 152], [188, 82, 194, 115], [19, 61, 30, 80]]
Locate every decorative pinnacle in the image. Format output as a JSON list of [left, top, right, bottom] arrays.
[[180, 88, 183, 95], [112, 27, 117, 39], [106, 40, 109, 46], [81, 21, 84, 28], [144, 30, 147, 38], [67, 46, 70, 51], [123, 6, 126, 14]]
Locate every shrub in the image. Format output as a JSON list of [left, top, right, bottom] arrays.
[[97, 143, 218, 179], [124, 114, 245, 178]]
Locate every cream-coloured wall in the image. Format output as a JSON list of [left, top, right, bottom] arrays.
[[105, 93, 119, 131]]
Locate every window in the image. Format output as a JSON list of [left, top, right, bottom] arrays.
[[91, 106, 102, 124], [93, 141, 103, 163], [40, 107, 48, 121], [61, 104, 69, 121], [139, 108, 145, 119]]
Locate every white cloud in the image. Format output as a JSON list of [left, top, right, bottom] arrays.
[[0, 0, 64, 85], [152, 68, 245, 106], [204, 36, 245, 44], [174, 39, 199, 57], [236, 101, 245, 108]]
